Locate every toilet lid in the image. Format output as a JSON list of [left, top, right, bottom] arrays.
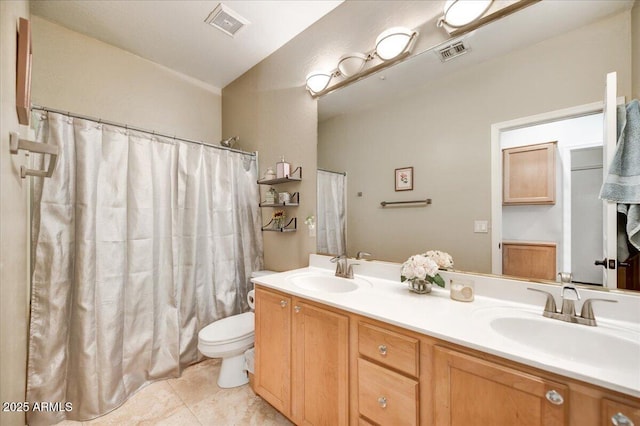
[[199, 312, 254, 344]]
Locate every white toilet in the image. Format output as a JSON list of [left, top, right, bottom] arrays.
[[197, 270, 274, 388]]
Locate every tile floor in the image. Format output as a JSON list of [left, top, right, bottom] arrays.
[[58, 359, 292, 426]]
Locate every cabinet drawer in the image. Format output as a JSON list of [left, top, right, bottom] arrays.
[[358, 322, 419, 377], [358, 358, 418, 426]]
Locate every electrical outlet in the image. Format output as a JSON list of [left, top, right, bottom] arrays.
[[474, 220, 488, 233]]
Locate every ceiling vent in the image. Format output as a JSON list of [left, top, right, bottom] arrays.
[[437, 41, 469, 62], [205, 3, 250, 37]]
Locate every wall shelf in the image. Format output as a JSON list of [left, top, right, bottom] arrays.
[[260, 192, 300, 207], [258, 167, 301, 233], [257, 166, 302, 185], [262, 217, 297, 232]]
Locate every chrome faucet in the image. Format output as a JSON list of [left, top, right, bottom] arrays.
[[559, 272, 580, 317], [330, 254, 358, 279], [527, 272, 617, 326]]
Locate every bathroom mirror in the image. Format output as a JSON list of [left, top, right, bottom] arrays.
[[317, 0, 638, 290]]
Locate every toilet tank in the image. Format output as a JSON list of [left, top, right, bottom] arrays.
[[250, 270, 275, 279]]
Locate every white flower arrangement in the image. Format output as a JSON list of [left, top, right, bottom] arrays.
[[400, 250, 454, 288]]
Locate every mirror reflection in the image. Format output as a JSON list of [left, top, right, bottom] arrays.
[[317, 0, 638, 289]]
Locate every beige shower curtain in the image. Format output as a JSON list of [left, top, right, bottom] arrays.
[[26, 112, 263, 424]]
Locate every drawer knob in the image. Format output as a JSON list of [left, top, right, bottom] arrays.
[[294, 305, 301, 313], [612, 412, 635, 426], [377, 396, 387, 409], [280, 300, 287, 308], [545, 390, 564, 405], [378, 344, 387, 356]]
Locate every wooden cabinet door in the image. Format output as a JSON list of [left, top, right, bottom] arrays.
[[254, 287, 292, 416], [434, 346, 568, 426], [292, 300, 349, 426], [602, 398, 640, 426], [503, 141, 556, 205]]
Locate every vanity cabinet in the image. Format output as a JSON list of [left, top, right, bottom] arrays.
[[255, 284, 639, 426], [433, 346, 569, 425], [503, 141, 556, 205], [254, 286, 349, 425]]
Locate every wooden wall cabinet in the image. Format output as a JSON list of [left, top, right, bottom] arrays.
[[503, 141, 556, 205], [502, 241, 557, 280], [254, 287, 349, 425]]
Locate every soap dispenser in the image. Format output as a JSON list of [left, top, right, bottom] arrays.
[[276, 156, 291, 178]]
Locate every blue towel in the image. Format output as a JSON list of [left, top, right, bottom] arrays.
[[600, 99, 640, 250]]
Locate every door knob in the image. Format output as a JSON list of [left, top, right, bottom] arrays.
[[594, 258, 617, 269]]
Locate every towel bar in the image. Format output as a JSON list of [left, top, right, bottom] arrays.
[[380, 199, 432, 207], [9, 132, 58, 178]]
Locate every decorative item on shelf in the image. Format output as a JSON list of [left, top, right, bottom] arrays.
[[276, 156, 291, 178], [263, 167, 276, 181], [401, 250, 453, 294], [278, 191, 291, 204], [272, 210, 286, 229], [265, 187, 278, 204]]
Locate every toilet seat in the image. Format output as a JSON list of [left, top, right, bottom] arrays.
[[199, 312, 254, 345]]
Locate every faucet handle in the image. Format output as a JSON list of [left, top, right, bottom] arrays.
[[330, 254, 347, 263], [346, 263, 360, 278], [580, 298, 617, 322], [527, 288, 557, 314], [356, 251, 371, 260], [558, 272, 573, 284]]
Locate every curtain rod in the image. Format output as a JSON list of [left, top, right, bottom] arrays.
[[30, 105, 256, 157], [318, 168, 346, 176]]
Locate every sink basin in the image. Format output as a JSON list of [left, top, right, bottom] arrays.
[[475, 307, 640, 371], [287, 272, 372, 293]]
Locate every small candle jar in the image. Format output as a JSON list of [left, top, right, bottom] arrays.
[[450, 279, 474, 302], [278, 192, 291, 204]]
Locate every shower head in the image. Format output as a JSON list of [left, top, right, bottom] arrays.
[[220, 136, 239, 148]]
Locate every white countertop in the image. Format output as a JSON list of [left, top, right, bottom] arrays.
[[253, 255, 640, 398]]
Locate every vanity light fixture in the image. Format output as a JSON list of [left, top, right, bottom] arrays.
[[374, 27, 415, 61], [306, 71, 334, 94], [337, 52, 369, 77], [437, 0, 493, 29], [305, 27, 418, 97]]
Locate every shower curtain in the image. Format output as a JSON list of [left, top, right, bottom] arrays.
[[317, 170, 347, 255], [26, 112, 263, 424]]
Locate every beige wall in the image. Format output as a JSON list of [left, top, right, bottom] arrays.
[[31, 16, 222, 143], [222, 1, 457, 271], [633, 0, 640, 100], [317, 12, 632, 271], [1, 2, 31, 425]]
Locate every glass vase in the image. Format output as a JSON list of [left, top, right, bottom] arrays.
[[408, 279, 432, 294]]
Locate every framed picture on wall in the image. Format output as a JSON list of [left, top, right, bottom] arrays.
[[395, 167, 413, 191]]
